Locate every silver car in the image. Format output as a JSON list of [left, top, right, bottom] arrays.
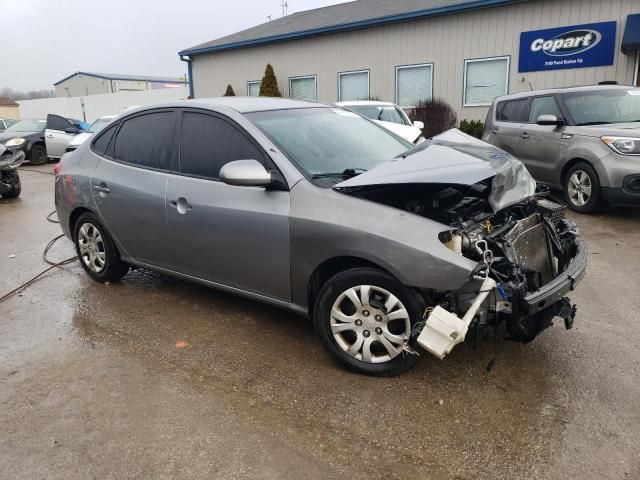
[[55, 98, 586, 376], [483, 85, 640, 213]]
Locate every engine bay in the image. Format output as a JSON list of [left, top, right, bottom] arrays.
[[344, 181, 581, 343]]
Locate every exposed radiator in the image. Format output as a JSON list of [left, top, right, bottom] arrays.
[[504, 214, 554, 283]]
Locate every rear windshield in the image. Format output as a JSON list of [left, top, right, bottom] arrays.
[[346, 105, 408, 125]]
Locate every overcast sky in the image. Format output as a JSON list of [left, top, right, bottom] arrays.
[[0, 0, 351, 91]]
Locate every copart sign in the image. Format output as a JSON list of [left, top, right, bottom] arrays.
[[519, 21, 616, 73]]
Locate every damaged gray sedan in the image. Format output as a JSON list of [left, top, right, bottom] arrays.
[[55, 98, 586, 376]]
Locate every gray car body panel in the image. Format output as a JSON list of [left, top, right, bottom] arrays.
[[56, 98, 488, 317], [483, 86, 640, 196]]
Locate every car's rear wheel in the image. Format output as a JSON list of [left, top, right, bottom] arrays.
[[564, 162, 602, 213], [29, 144, 47, 165], [314, 267, 423, 376], [73, 212, 129, 283]]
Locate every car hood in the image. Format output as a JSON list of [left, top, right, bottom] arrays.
[[335, 129, 537, 212], [566, 122, 640, 137], [68, 132, 93, 147], [374, 120, 423, 143], [0, 130, 41, 143]]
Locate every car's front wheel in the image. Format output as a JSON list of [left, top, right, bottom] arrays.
[[73, 212, 129, 282], [563, 162, 602, 213], [314, 267, 423, 376], [29, 144, 47, 165], [0, 171, 21, 198]]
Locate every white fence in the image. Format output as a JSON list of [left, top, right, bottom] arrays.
[[17, 87, 190, 123]]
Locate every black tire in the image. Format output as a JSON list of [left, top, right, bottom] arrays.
[[314, 267, 424, 376], [73, 212, 129, 283], [563, 162, 602, 213], [1, 171, 21, 198], [29, 143, 47, 165]]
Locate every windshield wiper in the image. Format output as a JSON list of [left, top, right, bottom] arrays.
[[311, 168, 368, 179]]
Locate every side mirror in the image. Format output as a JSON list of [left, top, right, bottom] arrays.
[[219, 159, 272, 187], [536, 114, 563, 126], [413, 120, 425, 129], [65, 127, 79, 134]]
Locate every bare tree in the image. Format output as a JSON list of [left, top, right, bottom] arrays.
[[0, 87, 55, 101], [409, 98, 458, 138]]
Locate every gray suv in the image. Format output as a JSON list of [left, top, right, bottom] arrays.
[[483, 85, 640, 213], [55, 98, 585, 376]]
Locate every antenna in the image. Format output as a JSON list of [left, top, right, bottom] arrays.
[[281, 0, 288, 16], [267, 15, 272, 21]]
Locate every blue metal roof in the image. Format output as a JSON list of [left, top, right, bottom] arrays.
[[622, 14, 640, 55], [179, 0, 524, 57]]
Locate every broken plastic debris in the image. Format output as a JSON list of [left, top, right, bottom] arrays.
[[438, 399, 444, 406], [8, 254, 16, 258], [175, 340, 189, 349]]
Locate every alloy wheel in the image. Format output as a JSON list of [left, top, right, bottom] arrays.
[[568, 170, 592, 207], [77, 222, 106, 273], [330, 285, 411, 364]]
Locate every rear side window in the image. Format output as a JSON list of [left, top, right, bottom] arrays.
[[528, 96, 563, 123], [91, 124, 117, 156], [47, 114, 72, 131], [179, 112, 263, 179], [113, 112, 175, 170], [496, 99, 529, 122]]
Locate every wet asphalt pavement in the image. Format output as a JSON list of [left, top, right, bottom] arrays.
[[1, 164, 639, 479]]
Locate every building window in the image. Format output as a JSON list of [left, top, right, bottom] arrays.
[[289, 75, 317, 101], [247, 81, 261, 97], [395, 64, 433, 108], [463, 56, 510, 107], [338, 70, 369, 101]]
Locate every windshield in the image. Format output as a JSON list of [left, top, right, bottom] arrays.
[[562, 88, 640, 125], [88, 117, 114, 133], [4, 119, 46, 133], [347, 105, 408, 125], [247, 107, 411, 181]]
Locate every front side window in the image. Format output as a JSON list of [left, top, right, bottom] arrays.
[[528, 96, 563, 123], [396, 64, 433, 109], [180, 111, 263, 179], [247, 107, 410, 182], [3, 119, 43, 133], [47, 114, 73, 132], [289, 76, 317, 101], [338, 70, 369, 102], [113, 111, 175, 170], [247, 81, 261, 97], [464, 57, 510, 106], [561, 88, 640, 125], [496, 98, 529, 122]]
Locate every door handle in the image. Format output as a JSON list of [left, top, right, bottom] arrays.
[[521, 132, 530, 139], [93, 183, 111, 194], [169, 197, 192, 214], [46, 134, 54, 138]]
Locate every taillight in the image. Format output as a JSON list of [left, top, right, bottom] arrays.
[[53, 162, 62, 175]]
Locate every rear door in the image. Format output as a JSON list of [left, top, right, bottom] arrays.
[[90, 109, 178, 269], [484, 98, 530, 156], [516, 95, 567, 184], [45, 114, 77, 157], [166, 109, 291, 301]]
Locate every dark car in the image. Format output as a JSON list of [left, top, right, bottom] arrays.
[[0, 119, 47, 165]]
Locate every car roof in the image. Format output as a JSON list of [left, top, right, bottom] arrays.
[[336, 101, 396, 107], [184, 97, 327, 113], [494, 84, 636, 102]]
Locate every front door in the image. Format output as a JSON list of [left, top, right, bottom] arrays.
[[166, 110, 291, 301], [91, 109, 178, 269], [516, 95, 567, 185], [45, 114, 77, 157]]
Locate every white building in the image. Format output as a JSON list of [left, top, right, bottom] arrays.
[[179, 0, 640, 121], [54, 72, 188, 98]]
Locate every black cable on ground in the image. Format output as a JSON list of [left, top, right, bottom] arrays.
[[46, 210, 59, 223], [0, 213, 77, 305]]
